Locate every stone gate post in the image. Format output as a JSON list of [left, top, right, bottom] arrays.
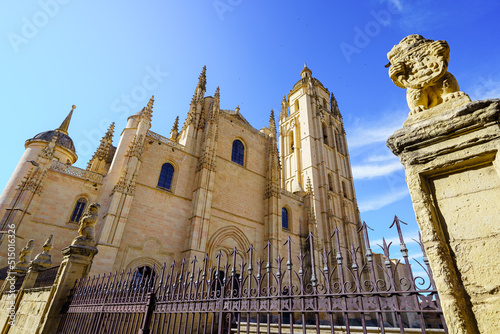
[[386, 35, 500, 334]]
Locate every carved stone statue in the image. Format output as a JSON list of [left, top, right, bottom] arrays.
[[387, 35, 470, 116], [72, 203, 100, 247], [32, 235, 53, 268], [14, 239, 35, 271]]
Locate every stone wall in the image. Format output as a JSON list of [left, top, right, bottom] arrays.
[[7, 287, 52, 334]]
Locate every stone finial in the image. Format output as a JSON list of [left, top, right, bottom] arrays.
[[235, 105, 240, 113], [13, 239, 35, 272], [140, 96, 154, 122], [87, 122, 115, 171], [268, 109, 276, 136], [386, 35, 470, 121], [213, 87, 220, 112], [280, 95, 288, 119], [198, 65, 207, 91], [72, 203, 100, 247], [306, 177, 313, 195], [330, 93, 341, 118], [170, 116, 179, 140], [31, 235, 53, 269]]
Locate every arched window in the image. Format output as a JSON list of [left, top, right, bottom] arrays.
[[294, 100, 299, 113], [134, 266, 155, 286], [70, 197, 87, 223], [231, 140, 245, 166], [158, 163, 174, 190], [282, 207, 289, 229]]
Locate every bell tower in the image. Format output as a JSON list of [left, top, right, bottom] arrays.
[[279, 64, 365, 255]]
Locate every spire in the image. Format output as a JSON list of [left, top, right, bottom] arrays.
[[306, 177, 313, 195], [86, 122, 115, 172], [56, 105, 76, 135], [170, 116, 179, 140], [268, 109, 276, 136], [147, 95, 155, 110], [191, 66, 207, 105], [280, 95, 288, 119], [330, 93, 341, 118], [301, 62, 312, 79], [142, 95, 154, 121], [103, 122, 115, 141], [213, 86, 220, 111], [198, 65, 207, 91]]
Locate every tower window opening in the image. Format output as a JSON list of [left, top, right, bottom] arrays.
[[282, 207, 289, 229], [322, 123, 329, 146], [231, 139, 245, 166], [342, 181, 349, 199], [70, 197, 87, 223], [328, 174, 334, 192], [288, 131, 294, 154], [158, 163, 175, 190], [294, 100, 299, 113]]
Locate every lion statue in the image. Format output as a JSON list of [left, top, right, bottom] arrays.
[[72, 203, 100, 247], [387, 34, 468, 115]]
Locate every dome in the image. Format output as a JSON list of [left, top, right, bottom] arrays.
[[27, 130, 76, 152]]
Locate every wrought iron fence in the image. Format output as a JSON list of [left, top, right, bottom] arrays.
[[57, 217, 447, 334]]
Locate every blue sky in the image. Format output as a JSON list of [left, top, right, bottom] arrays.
[[1, 0, 499, 270]]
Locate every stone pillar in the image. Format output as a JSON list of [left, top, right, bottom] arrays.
[[37, 244, 97, 334], [387, 99, 500, 334], [37, 204, 100, 333]]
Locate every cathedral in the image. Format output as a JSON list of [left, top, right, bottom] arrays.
[[0, 65, 366, 275]]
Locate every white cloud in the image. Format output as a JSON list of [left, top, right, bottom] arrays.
[[469, 76, 500, 101], [352, 161, 403, 179], [370, 230, 419, 250], [358, 188, 409, 212], [346, 111, 407, 150], [347, 124, 401, 149], [365, 154, 398, 163], [382, 0, 402, 11]]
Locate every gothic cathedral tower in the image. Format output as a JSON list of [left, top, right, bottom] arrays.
[[279, 64, 365, 257]]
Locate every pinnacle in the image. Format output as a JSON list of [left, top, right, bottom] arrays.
[[197, 66, 207, 90], [269, 109, 277, 135], [147, 95, 155, 110], [171, 116, 179, 132]]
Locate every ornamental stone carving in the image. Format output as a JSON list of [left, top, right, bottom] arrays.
[[387, 35, 470, 119], [13, 239, 35, 272], [31, 234, 53, 269], [72, 203, 100, 247]]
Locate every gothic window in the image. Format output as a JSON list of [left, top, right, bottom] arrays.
[[282, 207, 289, 229], [288, 131, 294, 154], [231, 139, 245, 166], [294, 100, 299, 113], [158, 163, 174, 190], [70, 197, 87, 223]]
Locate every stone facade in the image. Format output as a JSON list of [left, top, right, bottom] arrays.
[[0, 66, 364, 278], [387, 35, 500, 334]]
